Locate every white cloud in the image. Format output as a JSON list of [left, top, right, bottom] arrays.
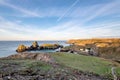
[[0, 16, 120, 40]]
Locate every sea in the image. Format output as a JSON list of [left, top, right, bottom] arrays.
[[0, 41, 68, 57]]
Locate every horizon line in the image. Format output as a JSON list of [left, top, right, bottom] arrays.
[[0, 37, 120, 41]]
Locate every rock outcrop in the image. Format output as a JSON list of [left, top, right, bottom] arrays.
[[16, 44, 27, 52], [3, 53, 55, 63], [40, 44, 63, 50], [30, 41, 39, 50], [16, 41, 63, 53]]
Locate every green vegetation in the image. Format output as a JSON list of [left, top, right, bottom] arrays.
[[116, 68, 120, 76], [40, 43, 61, 49], [0, 59, 52, 71], [0, 58, 107, 80], [41, 44, 57, 48], [23, 60, 52, 71], [51, 52, 120, 76], [0, 52, 120, 79], [98, 47, 120, 60]]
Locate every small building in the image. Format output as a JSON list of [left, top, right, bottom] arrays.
[[85, 44, 99, 56], [72, 44, 99, 56]]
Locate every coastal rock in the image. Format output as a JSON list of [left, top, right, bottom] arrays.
[[40, 44, 63, 50], [35, 54, 55, 63], [16, 41, 63, 52], [16, 44, 27, 52], [30, 41, 39, 50], [60, 48, 70, 52], [3, 53, 55, 63]]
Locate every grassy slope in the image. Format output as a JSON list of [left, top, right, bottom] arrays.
[[0, 60, 52, 72], [0, 58, 109, 80], [0, 52, 120, 79], [51, 52, 120, 76]]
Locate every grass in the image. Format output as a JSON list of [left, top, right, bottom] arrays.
[[51, 52, 120, 76], [116, 68, 120, 76], [0, 59, 52, 71], [98, 47, 120, 60], [0, 52, 120, 79], [22, 60, 52, 71]]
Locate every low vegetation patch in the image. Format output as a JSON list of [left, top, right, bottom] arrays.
[[51, 52, 120, 77], [23, 60, 52, 71], [0, 59, 52, 73]]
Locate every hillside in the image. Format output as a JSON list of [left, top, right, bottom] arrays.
[[67, 38, 120, 47], [0, 52, 120, 80], [67, 38, 120, 61]]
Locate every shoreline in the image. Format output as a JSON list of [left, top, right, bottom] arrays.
[[0, 41, 68, 57]]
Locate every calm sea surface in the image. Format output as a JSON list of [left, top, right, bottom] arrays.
[[0, 41, 68, 57]]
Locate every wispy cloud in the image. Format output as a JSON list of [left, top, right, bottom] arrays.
[[0, 0, 119, 19], [68, 0, 120, 25], [83, 0, 120, 22], [57, 0, 80, 22], [0, 0, 120, 40], [0, 0, 41, 17], [0, 16, 120, 40]]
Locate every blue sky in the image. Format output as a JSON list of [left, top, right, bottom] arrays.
[[0, 0, 120, 40]]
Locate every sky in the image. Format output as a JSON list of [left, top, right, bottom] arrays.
[[0, 0, 120, 40]]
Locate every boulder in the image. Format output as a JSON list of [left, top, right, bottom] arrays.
[[35, 54, 55, 63], [54, 44, 63, 48], [16, 44, 27, 52], [60, 48, 70, 52], [60, 49, 69, 52]]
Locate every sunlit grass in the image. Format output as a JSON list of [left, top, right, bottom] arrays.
[[51, 52, 120, 76]]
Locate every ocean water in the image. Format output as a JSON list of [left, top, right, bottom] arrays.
[[0, 41, 68, 57]]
